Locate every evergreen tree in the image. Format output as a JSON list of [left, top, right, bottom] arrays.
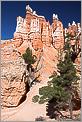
[[22, 47, 42, 87], [22, 47, 36, 70], [32, 33, 79, 120], [22, 47, 36, 86], [22, 47, 37, 75]]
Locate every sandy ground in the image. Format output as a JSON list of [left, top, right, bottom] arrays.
[[1, 77, 51, 121], [1, 76, 80, 121]]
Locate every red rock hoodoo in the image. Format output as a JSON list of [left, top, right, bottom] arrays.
[[1, 5, 81, 107]]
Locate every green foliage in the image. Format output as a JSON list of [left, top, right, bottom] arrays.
[[32, 41, 78, 103], [65, 33, 71, 39], [39, 86, 55, 102], [57, 52, 79, 84], [22, 47, 38, 88], [22, 47, 36, 65], [32, 95, 39, 103], [32, 33, 80, 119], [64, 33, 72, 52]]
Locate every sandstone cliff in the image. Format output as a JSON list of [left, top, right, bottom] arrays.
[[1, 44, 27, 107], [1, 5, 81, 108]]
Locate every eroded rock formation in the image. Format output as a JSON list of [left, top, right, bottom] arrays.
[[1, 44, 28, 107], [1, 5, 81, 108]]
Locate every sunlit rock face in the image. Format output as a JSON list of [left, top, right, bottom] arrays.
[[52, 16, 64, 49], [1, 5, 81, 108], [1, 45, 27, 108]]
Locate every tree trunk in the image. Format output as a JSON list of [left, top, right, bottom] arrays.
[[69, 94, 73, 119], [29, 67, 31, 76], [26, 64, 32, 86]]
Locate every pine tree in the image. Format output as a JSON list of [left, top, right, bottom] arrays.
[[22, 47, 42, 87], [22, 47, 36, 86], [22, 47, 36, 70], [32, 33, 79, 120]]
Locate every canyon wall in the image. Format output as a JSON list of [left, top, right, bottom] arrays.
[[1, 5, 81, 108]]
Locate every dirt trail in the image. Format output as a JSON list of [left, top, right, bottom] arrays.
[[1, 76, 80, 121], [1, 77, 49, 121]]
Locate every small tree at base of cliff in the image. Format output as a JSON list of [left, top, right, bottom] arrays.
[[22, 47, 36, 72], [32, 33, 79, 120], [22, 47, 37, 86]]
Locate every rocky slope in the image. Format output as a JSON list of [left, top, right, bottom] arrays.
[[1, 44, 27, 107]]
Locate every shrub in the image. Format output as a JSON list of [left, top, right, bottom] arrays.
[[22, 47, 36, 65], [32, 95, 39, 103], [35, 116, 45, 121]]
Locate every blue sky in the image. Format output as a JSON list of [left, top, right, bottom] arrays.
[[1, 1, 81, 40]]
